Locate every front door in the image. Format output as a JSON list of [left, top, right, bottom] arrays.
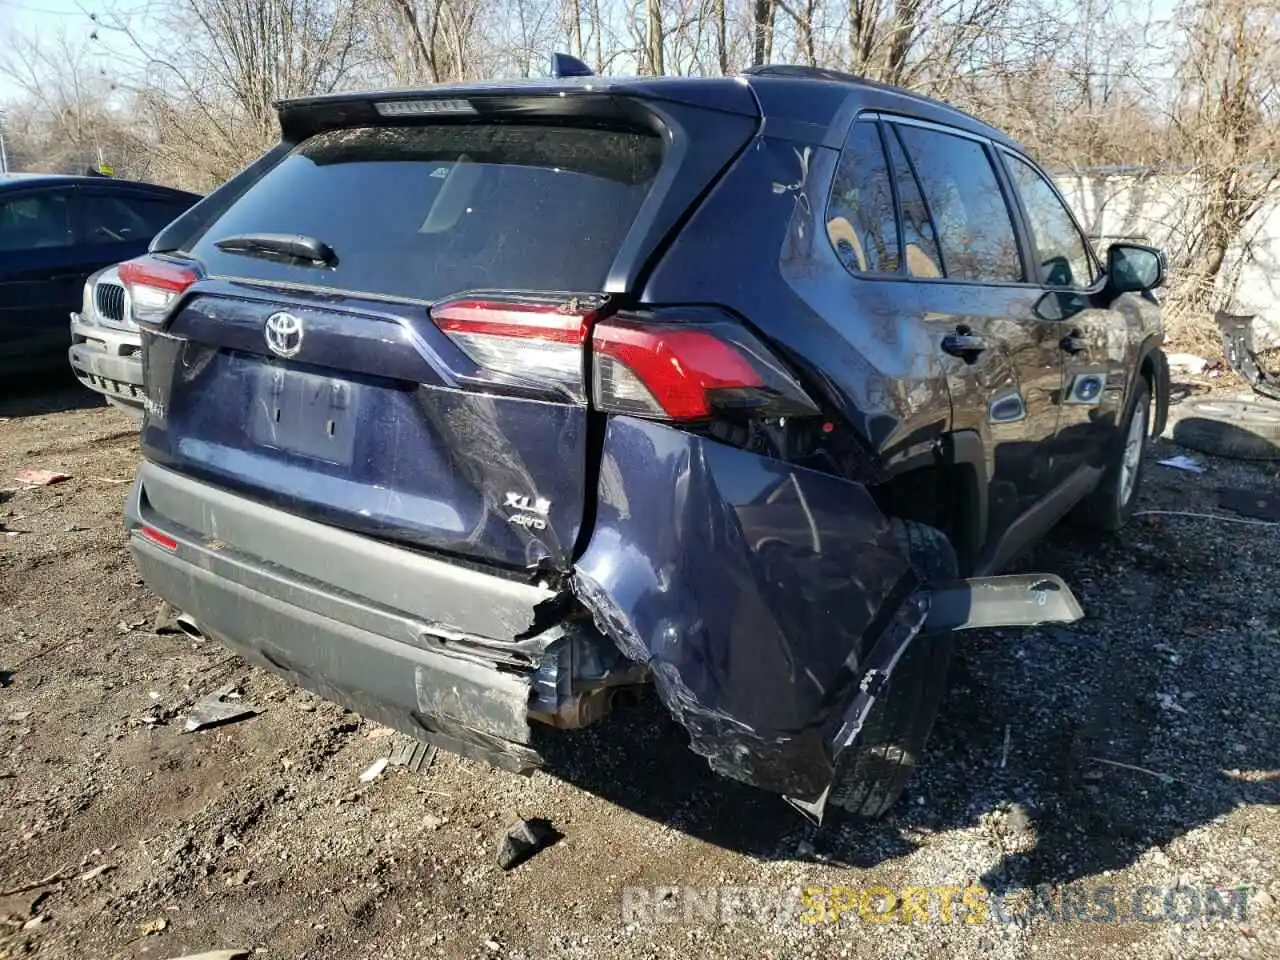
[[999, 150, 1128, 480]]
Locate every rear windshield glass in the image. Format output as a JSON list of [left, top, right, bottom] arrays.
[[186, 124, 665, 301]]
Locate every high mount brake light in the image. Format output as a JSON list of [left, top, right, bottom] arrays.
[[118, 257, 199, 325]]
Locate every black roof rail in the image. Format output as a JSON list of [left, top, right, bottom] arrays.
[[550, 53, 593, 79], [741, 64, 866, 84]]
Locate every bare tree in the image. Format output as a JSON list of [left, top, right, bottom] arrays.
[[1170, 0, 1280, 305]]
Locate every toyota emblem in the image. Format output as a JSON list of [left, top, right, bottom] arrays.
[[264, 311, 304, 358]]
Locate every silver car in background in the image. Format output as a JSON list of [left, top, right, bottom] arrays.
[[69, 265, 145, 415]]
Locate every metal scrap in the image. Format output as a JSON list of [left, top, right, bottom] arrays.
[[184, 684, 256, 733], [1218, 487, 1280, 522]]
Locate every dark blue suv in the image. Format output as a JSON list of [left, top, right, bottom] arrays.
[[121, 65, 1168, 820], [0, 173, 198, 381]]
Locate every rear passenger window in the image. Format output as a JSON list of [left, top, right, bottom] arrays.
[[894, 125, 1022, 283], [826, 122, 899, 274], [883, 131, 943, 278]]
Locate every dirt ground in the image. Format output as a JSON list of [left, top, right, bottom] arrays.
[[1, 377, 1278, 960]]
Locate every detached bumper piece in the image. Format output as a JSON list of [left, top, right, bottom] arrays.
[[1220, 311, 1280, 402]]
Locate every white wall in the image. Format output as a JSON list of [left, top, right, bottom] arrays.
[[1055, 173, 1280, 346]]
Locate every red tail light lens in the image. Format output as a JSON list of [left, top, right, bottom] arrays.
[[119, 257, 199, 326], [430, 296, 602, 401], [592, 315, 818, 421]]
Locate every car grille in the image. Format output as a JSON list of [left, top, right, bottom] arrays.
[[95, 282, 127, 324]]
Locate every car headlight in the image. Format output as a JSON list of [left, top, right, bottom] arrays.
[[80, 278, 96, 325]]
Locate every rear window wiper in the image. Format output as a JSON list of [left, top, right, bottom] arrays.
[[214, 232, 338, 267]]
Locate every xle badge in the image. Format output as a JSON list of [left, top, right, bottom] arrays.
[[505, 492, 550, 531]]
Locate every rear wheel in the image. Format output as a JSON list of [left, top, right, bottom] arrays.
[[828, 519, 957, 819]]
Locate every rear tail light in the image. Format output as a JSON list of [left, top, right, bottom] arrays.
[[592, 314, 818, 421], [118, 256, 199, 326], [430, 297, 817, 421], [431, 296, 602, 401]]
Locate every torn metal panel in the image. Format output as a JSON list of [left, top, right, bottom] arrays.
[[1220, 312, 1280, 402], [573, 416, 915, 799], [573, 417, 1090, 807]]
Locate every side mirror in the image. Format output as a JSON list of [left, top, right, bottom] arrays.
[[1107, 243, 1165, 294]]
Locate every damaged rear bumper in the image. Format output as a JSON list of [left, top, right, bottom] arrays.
[[126, 422, 1082, 815], [124, 462, 636, 773], [573, 417, 1082, 806]]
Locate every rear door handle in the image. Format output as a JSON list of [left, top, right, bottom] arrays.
[[941, 331, 988, 360], [1059, 330, 1087, 355]]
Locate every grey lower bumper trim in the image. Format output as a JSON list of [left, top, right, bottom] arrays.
[[132, 461, 555, 640], [130, 536, 539, 766]]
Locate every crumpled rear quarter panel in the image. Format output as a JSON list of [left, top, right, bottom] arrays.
[[573, 416, 913, 798]]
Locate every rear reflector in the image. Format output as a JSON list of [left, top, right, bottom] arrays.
[[592, 314, 819, 421], [137, 525, 178, 551], [119, 257, 199, 326], [431, 296, 601, 401]]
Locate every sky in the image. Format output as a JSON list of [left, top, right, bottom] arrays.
[[0, 0, 146, 103], [0, 0, 1186, 106]]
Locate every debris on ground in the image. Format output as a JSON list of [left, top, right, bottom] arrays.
[[359, 756, 390, 783], [388, 739, 437, 774], [494, 818, 560, 871], [1166, 352, 1209, 374], [77, 863, 113, 882], [1156, 692, 1189, 714], [14, 469, 72, 487], [184, 685, 256, 733], [1157, 454, 1207, 473], [6, 711, 32, 723], [0, 871, 69, 897], [1218, 487, 1280, 522], [139, 917, 169, 935], [165, 952, 250, 960]]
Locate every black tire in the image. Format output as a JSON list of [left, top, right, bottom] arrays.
[[1171, 399, 1280, 461], [1074, 377, 1152, 531], [828, 520, 957, 819]]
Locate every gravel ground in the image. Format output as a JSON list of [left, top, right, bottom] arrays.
[[1, 379, 1277, 960]]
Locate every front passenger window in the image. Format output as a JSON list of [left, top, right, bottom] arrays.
[[1005, 154, 1096, 288]]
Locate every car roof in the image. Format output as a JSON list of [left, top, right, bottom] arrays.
[[277, 66, 1022, 153], [0, 173, 199, 197]]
